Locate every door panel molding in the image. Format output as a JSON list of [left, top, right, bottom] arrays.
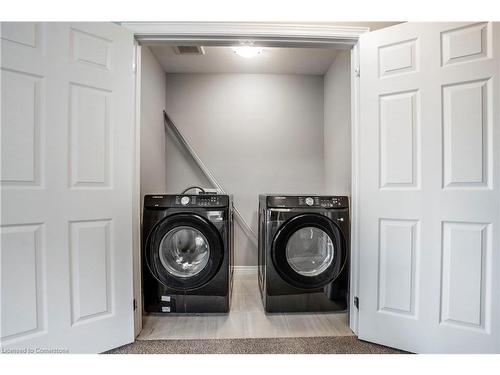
[[1, 22, 135, 353], [358, 22, 499, 353]]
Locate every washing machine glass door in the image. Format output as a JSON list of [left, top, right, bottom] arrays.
[[159, 226, 210, 278], [146, 213, 224, 290], [272, 213, 346, 289]]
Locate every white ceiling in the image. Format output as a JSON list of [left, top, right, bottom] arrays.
[[150, 46, 341, 75]]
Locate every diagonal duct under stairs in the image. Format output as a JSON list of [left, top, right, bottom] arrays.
[[163, 110, 258, 246]]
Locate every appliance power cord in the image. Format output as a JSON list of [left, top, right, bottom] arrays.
[[181, 186, 206, 194]]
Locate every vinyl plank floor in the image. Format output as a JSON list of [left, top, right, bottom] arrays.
[[137, 272, 354, 340]]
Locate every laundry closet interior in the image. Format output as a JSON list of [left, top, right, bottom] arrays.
[[137, 38, 354, 339]]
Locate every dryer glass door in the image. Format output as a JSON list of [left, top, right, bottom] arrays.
[[271, 213, 346, 289], [285, 226, 335, 277]]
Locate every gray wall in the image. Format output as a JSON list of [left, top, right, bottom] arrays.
[[164, 73, 325, 266], [140, 46, 167, 197], [323, 50, 351, 194]]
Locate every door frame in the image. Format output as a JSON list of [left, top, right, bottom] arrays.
[[132, 39, 142, 337], [123, 21, 368, 336]]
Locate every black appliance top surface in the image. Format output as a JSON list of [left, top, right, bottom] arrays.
[[144, 194, 230, 209], [263, 194, 348, 209]]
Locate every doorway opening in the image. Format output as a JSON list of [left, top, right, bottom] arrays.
[[134, 29, 361, 340]]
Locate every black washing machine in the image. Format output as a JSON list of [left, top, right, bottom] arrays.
[[142, 194, 233, 313], [258, 195, 349, 313]]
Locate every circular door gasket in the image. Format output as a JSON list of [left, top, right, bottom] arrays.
[[145, 213, 224, 291], [271, 213, 346, 289]]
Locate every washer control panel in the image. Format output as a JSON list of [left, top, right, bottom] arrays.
[[193, 195, 223, 207], [144, 194, 229, 208], [299, 196, 319, 206], [266, 195, 348, 209]]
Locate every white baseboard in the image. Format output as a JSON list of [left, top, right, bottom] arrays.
[[233, 266, 258, 276]]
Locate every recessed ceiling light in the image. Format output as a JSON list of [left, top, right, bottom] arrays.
[[232, 46, 264, 58]]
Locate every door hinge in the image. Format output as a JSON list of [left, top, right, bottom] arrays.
[[133, 298, 137, 311], [354, 296, 359, 309], [354, 68, 360, 78]]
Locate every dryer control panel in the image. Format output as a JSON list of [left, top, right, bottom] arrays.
[[144, 194, 229, 208], [266, 195, 348, 209]]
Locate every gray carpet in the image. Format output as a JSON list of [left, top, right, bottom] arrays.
[[106, 336, 406, 354]]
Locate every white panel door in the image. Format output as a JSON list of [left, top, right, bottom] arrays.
[[358, 22, 499, 353], [1, 22, 135, 353]]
